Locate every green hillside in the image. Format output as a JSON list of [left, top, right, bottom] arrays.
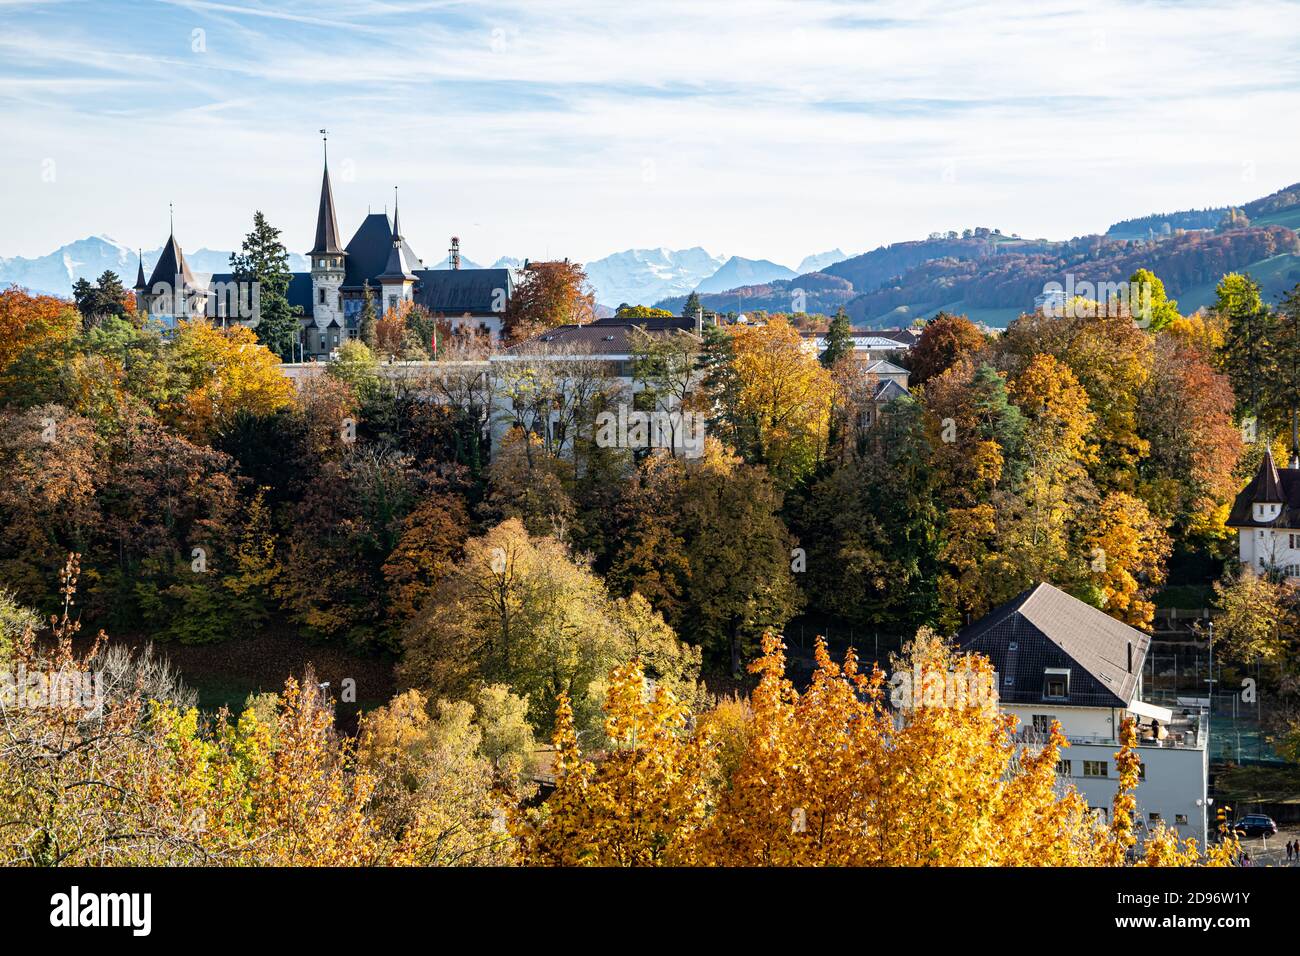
[[1175, 252, 1300, 312]]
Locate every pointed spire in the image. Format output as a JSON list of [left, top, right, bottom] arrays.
[[147, 214, 195, 290], [134, 248, 147, 291], [311, 131, 344, 256], [1252, 446, 1284, 503], [379, 186, 416, 282]]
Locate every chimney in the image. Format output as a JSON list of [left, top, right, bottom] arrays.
[[449, 236, 461, 271]]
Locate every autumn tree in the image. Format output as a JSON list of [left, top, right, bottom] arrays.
[[1128, 268, 1180, 332], [1137, 331, 1242, 544], [0, 286, 80, 407], [1212, 566, 1297, 666], [694, 632, 1104, 865], [1216, 272, 1272, 418], [609, 440, 802, 676], [515, 661, 712, 865], [503, 260, 596, 343], [909, 312, 986, 384], [715, 317, 833, 489], [358, 689, 517, 865], [399, 518, 701, 736], [165, 320, 295, 440]]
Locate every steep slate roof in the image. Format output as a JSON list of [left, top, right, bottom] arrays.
[[134, 251, 147, 291], [146, 231, 196, 289], [287, 272, 315, 317], [413, 268, 512, 315], [342, 213, 422, 289], [955, 582, 1149, 709], [203, 272, 315, 321], [1227, 448, 1300, 528], [378, 204, 418, 282], [310, 163, 345, 255]]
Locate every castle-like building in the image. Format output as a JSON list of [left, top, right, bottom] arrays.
[[134, 143, 512, 359]]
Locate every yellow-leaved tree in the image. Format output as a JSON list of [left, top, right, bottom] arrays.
[[514, 660, 712, 866]]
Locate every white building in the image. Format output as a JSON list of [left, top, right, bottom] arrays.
[[1227, 448, 1300, 576], [957, 582, 1209, 848]]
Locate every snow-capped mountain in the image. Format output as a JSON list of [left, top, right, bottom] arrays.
[[694, 256, 797, 294], [797, 249, 848, 274], [3, 236, 835, 308], [0, 235, 309, 296], [428, 253, 486, 270], [582, 247, 725, 309]]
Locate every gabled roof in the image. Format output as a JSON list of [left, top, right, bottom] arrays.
[[146, 231, 196, 289], [873, 379, 910, 402], [1227, 448, 1300, 528], [343, 213, 422, 289], [863, 358, 908, 376], [413, 268, 512, 315], [310, 162, 345, 255], [955, 582, 1149, 709]]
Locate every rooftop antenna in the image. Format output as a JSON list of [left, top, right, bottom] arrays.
[[169, 202, 174, 235], [320, 128, 328, 166]]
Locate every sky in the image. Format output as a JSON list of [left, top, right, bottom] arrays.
[[1, 0, 1299, 267]]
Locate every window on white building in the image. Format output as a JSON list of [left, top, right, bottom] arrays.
[[1032, 714, 1054, 734], [1175, 813, 1188, 825], [1084, 760, 1108, 778], [1148, 812, 1161, 823], [1056, 760, 1071, 776]]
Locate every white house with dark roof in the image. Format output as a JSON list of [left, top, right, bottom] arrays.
[[1227, 448, 1300, 577], [957, 582, 1209, 847]]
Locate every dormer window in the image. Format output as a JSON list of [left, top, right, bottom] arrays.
[[1044, 668, 1070, 700], [1254, 502, 1281, 521]]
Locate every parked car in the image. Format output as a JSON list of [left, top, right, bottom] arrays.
[[1232, 814, 1278, 838]]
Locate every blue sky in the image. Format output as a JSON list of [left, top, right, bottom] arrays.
[[2, 0, 1299, 266]]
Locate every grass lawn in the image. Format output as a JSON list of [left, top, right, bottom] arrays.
[[1154, 584, 1215, 610], [1214, 763, 1300, 806], [103, 629, 398, 731]]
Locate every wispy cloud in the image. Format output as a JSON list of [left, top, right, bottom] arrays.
[[1, 0, 1298, 268]]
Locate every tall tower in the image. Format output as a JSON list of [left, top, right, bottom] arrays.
[[378, 188, 416, 314], [133, 248, 148, 315], [310, 131, 346, 331]]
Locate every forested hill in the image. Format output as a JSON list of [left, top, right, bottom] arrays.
[[656, 181, 1300, 328], [845, 224, 1300, 328]]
